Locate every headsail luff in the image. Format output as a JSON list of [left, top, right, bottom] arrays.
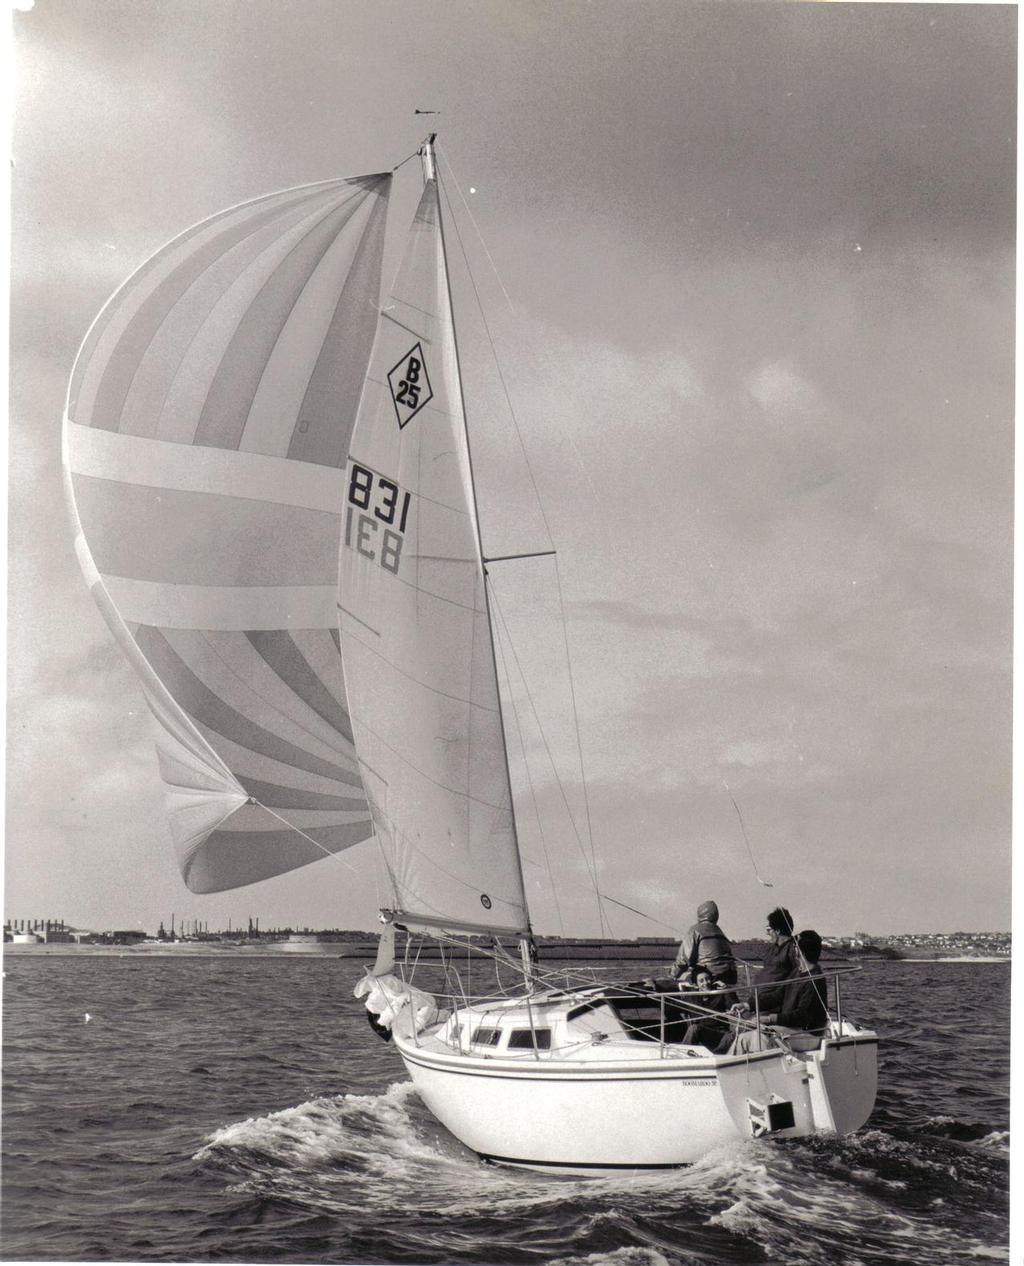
[[64, 174, 391, 893], [338, 166, 531, 938]]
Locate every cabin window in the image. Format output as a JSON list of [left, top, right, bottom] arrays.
[[507, 1028, 551, 1050], [471, 1027, 502, 1046]]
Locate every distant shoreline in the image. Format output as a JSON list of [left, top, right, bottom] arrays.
[[1, 942, 1010, 964], [898, 955, 1008, 964]]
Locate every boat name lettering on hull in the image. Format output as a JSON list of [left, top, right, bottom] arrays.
[[345, 463, 412, 576]]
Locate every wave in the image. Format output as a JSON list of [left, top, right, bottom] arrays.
[[194, 1084, 1008, 1266], [196, 1081, 476, 1182], [547, 1250, 674, 1266], [4, 949, 1008, 1265]]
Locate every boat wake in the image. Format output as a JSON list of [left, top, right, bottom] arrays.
[[194, 1083, 1007, 1265], [196, 1082, 477, 1186]]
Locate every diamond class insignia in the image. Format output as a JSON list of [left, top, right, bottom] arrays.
[[388, 343, 433, 429]]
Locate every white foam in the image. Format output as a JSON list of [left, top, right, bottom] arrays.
[[193, 1094, 1008, 1264], [547, 1249, 672, 1266], [195, 1080, 432, 1173]]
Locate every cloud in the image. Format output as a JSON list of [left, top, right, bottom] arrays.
[[747, 360, 817, 414], [8, 1, 1010, 938], [568, 599, 714, 635]]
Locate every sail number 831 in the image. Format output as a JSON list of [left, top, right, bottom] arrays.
[[344, 463, 412, 576]]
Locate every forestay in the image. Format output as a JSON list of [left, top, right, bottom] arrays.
[[338, 176, 531, 938], [63, 174, 391, 892]]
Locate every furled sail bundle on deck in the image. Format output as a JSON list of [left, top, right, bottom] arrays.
[[338, 176, 530, 938], [64, 174, 392, 892]]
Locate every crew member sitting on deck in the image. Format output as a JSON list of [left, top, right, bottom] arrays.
[[745, 906, 801, 1013], [681, 968, 732, 1049], [717, 929, 829, 1054], [671, 900, 738, 988], [775, 930, 829, 1033]]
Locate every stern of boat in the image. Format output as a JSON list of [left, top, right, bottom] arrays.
[[716, 1022, 877, 1142]]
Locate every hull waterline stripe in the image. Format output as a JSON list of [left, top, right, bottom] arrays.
[[480, 1153, 687, 1171], [398, 1049, 725, 1083]]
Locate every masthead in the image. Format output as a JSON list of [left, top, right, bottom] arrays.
[[419, 132, 438, 183]]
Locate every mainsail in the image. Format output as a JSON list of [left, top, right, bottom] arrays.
[[338, 168, 531, 938], [64, 174, 391, 893]]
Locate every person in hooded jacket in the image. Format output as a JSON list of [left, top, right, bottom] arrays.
[[671, 900, 738, 987]]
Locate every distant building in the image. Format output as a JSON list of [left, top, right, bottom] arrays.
[[4, 919, 74, 944], [41, 928, 74, 944]]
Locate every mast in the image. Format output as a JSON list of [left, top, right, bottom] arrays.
[[421, 134, 536, 977], [419, 132, 438, 182]]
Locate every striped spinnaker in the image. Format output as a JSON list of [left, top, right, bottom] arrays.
[[64, 174, 391, 893]]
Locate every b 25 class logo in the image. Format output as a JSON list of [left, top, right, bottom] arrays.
[[388, 343, 433, 429]]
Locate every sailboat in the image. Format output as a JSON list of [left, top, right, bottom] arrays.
[[64, 135, 877, 1173]]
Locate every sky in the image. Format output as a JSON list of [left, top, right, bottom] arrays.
[[6, 0, 1015, 940]]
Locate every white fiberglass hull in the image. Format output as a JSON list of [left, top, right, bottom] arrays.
[[391, 1019, 878, 1172]]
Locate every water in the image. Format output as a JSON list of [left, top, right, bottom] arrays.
[[1, 955, 1009, 1264]]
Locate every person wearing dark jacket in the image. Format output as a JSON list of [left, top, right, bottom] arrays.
[[671, 900, 738, 987], [681, 968, 733, 1049], [719, 929, 829, 1054], [747, 906, 800, 1012], [774, 930, 828, 1032]]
